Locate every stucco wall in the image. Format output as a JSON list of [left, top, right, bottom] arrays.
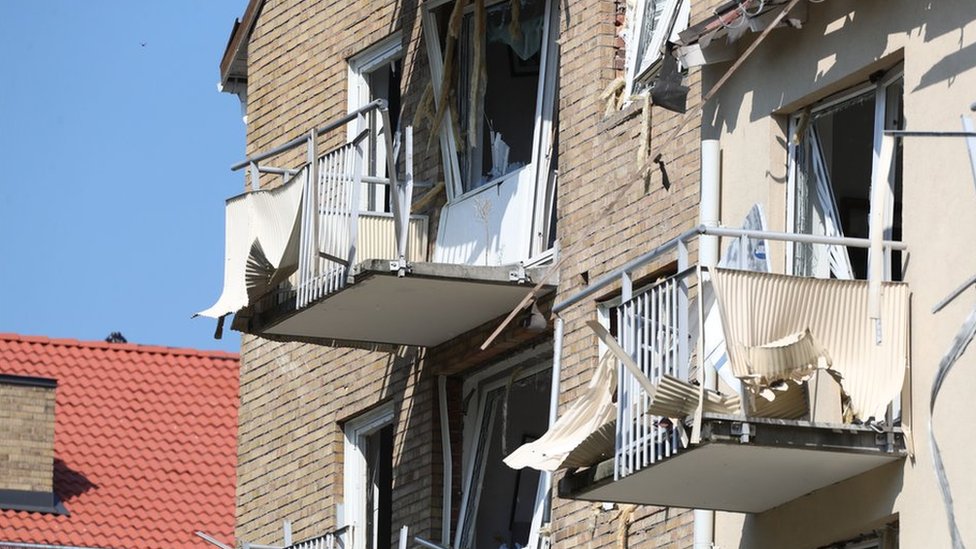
[[703, 1, 976, 547]]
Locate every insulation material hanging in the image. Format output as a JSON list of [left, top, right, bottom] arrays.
[[468, 0, 487, 149], [428, 0, 466, 151], [710, 268, 910, 421], [503, 351, 617, 472], [196, 170, 305, 320]]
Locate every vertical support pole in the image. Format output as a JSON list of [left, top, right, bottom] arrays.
[[401, 126, 415, 264], [398, 525, 409, 549], [249, 161, 261, 192], [283, 520, 293, 547], [437, 375, 452, 547], [621, 272, 633, 303], [308, 130, 319, 258], [348, 119, 365, 283], [700, 140, 721, 268], [677, 239, 690, 381], [868, 134, 895, 343], [380, 107, 403, 264]]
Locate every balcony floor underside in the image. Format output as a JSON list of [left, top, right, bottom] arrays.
[[559, 415, 906, 513], [258, 260, 553, 347]]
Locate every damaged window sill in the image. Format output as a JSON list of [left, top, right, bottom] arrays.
[[599, 99, 644, 132]]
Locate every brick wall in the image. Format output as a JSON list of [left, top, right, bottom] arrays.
[[0, 377, 56, 493], [232, 0, 718, 546], [235, 1, 444, 544], [546, 0, 724, 544]]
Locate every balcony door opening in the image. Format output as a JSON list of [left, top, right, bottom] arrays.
[[424, 0, 559, 265], [790, 70, 903, 281], [349, 34, 403, 213], [456, 363, 552, 549]]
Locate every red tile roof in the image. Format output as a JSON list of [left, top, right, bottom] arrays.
[[0, 334, 239, 549]]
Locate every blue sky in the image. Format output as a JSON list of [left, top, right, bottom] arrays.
[[0, 2, 246, 352]]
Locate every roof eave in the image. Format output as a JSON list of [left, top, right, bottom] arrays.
[[218, 0, 265, 88]]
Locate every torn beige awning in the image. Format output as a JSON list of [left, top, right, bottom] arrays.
[[196, 170, 304, 319], [710, 268, 910, 420], [504, 351, 616, 472]]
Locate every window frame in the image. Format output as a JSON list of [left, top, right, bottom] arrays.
[[348, 33, 404, 213], [343, 403, 395, 549], [422, 0, 558, 205], [785, 66, 904, 279], [624, 0, 689, 98], [455, 350, 553, 549]]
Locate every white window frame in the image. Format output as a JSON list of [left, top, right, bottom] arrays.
[[343, 403, 395, 549], [422, 0, 558, 206], [785, 66, 904, 278], [348, 33, 403, 212], [624, 0, 689, 98], [455, 347, 553, 549]]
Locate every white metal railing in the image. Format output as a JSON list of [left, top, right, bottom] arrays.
[[552, 226, 909, 481], [297, 135, 366, 307], [230, 100, 418, 311], [283, 525, 349, 549], [614, 271, 690, 478]]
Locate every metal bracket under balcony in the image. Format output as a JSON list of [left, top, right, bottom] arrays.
[[559, 414, 906, 513], [248, 261, 554, 348]]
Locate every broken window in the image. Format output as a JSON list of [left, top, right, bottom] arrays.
[[349, 35, 403, 212], [344, 405, 395, 549], [790, 70, 904, 281], [423, 0, 559, 265], [625, 0, 690, 96], [429, 0, 546, 193], [456, 365, 551, 549]]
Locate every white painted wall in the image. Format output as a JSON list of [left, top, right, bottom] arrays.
[[704, 1, 976, 547]]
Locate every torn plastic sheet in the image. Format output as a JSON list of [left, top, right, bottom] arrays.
[[196, 169, 304, 320], [711, 268, 910, 421], [504, 351, 616, 472]]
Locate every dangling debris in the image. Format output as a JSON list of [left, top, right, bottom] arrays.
[[509, 0, 522, 43], [599, 77, 626, 116], [469, 0, 488, 148], [413, 81, 434, 130], [649, 45, 688, 114], [428, 0, 467, 151], [637, 94, 652, 171]]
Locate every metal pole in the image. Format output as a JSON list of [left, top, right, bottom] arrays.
[[232, 99, 388, 171]]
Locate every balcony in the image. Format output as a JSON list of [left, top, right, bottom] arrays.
[[199, 100, 554, 347], [552, 227, 909, 513]]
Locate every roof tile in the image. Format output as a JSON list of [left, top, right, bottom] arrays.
[[0, 333, 239, 549]]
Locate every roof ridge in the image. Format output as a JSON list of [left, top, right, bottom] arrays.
[[0, 333, 239, 360]]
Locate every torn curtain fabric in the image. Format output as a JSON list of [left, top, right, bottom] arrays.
[[710, 268, 909, 421], [504, 351, 617, 472], [196, 170, 305, 319]]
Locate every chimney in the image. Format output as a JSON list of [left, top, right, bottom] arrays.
[[0, 373, 61, 513]]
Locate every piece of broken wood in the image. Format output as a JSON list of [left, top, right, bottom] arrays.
[[480, 256, 564, 350]]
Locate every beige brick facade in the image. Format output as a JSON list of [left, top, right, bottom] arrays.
[[229, 0, 713, 546], [0, 377, 56, 493]]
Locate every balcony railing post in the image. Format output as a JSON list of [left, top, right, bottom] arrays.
[[677, 240, 690, 381], [249, 161, 260, 192], [400, 125, 415, 266], [347, 115, 366, 283]]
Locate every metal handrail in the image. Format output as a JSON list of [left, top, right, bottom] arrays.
[[552, 224, 908, 314], [231, 99, 389, 171]]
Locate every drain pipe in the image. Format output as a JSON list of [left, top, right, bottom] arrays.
[[694, 139, 721, 549], [438, 375, 452, 546]]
